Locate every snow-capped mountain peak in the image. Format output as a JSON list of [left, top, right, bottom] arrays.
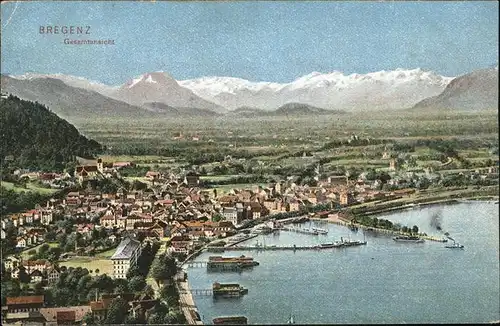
[[124, 71, 177, 89], [179, 68, 454, 110]]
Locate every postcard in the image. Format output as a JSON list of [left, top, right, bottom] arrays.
[[1, 1, 498, 325]]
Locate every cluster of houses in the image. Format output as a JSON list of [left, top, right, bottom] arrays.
[[3, 153, 499, 325], [2, 292, 159, 325], [4, 256, 61, 286]]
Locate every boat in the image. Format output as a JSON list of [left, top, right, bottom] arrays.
[[318, 243, 336, 248], [212, 282, 248, 298], [393, 235, 425, 243], [342, 239, 367, 246], [213, 316, 248, 325], [445, 242, 464, 249], [312, 227, 328, 234], [207, 255, 260, 271], [332, 241, 344, 248], [340, 236, 367, 246]]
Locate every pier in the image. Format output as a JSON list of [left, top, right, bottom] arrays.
[[206, 242, 366, 251], [225, 233, 259, 247], [186, 261, 209, 268], [178, 288, 214, 296]]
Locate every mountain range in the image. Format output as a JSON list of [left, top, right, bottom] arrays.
[[2, 67, 497, 119], [179, 69, 453, 111]]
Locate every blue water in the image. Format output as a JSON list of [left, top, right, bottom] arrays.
[[187, 202, 500, 324]]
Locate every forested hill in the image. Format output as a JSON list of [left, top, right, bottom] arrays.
[[0, 95, 103, 170]]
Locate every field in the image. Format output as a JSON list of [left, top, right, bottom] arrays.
[[95, 247, 118, 258], [97, 155, 173, 163], [2, 181, 58, 194], [73, 110, 499, 145], [69, 110, 498, 186], [20, 242, 59, 259], [58, 257, 113, 276]]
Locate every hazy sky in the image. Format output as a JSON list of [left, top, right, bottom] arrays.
[[1, 1, 498, 85]]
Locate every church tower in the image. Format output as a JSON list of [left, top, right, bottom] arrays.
[[97, 158, 104, 173]]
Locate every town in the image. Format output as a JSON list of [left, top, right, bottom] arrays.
[[1, 147, 499, 324]]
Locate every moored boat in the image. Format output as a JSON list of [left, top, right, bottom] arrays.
[[213, 316, 248, 325], [213, 282, 248, 298], [393, 235, 425, 243], [312, 227, 328, 234]]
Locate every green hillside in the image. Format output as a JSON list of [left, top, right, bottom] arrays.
[[0, 94, 103, 171]]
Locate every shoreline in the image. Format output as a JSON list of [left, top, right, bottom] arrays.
[[180, 195, 498, 323], [177, 248, 206, 325], [345, 187, 499, 219], [311, 197, 499, 241]]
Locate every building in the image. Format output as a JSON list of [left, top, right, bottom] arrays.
[[222, 207, 238, 225], [40, 306, 91, 326], [4, 256, 20, 271], [185, 172, 200, 187], [339, 191, 355, 206], [168, 235, 193, 255], [4, 295, 46, 323], [110, 236, 142, 279], [46, 266, 61, 285], [75, 158, 104, 183], [389, 159, 399, 171]]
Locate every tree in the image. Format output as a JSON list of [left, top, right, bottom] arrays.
[[104, 297, 129, 324], [38, 243, 50, 256], [212, 214, 223, 222], [44, 230, 57, 242], [114, 279, 129, 294], [18, 266, 31, 284], [82, 312, 96, 326], [47, 247, 62, 263], [126, 265, 142, 279], [34, 282, 44, 295], [160, 283, 180, 308], [126, 314, 146, 324], [128, 276, 146, 292], [147, 312, 165, 325], [412, 225, 419, 234], [151, 254, 177, 283]]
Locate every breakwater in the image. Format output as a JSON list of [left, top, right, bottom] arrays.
[[310, 217, 447, 243]]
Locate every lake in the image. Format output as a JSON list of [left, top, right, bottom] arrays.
[[186, 202, 500, 324]]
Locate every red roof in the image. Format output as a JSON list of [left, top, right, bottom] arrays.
[[57, 311, 76, 322], [76, 165, 98, 175], [6, 295, 44, 305]]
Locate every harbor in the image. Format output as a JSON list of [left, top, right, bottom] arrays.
[[184, 202, 498, 324]]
